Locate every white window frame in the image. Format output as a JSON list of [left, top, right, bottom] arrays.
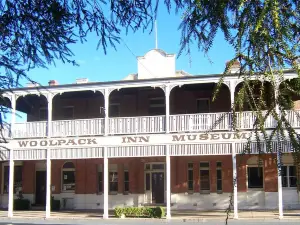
[[246, 165, 264, 190], [61, 162, 76, 193], [282, 164, 297, 189], [196, 98, 210, 113]]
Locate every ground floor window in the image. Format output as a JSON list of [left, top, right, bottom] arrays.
[[200, 162, 210, 192], [109, 164, 118, 193], [3, 165, 23, 194], [216, 162, 222, 192], [98, 165, 103, 193], [247, 166, 263, 188], [62, 162, 75, 192], [187, 163, 194, 191], [124, 165, 129, 193], [282, 165, 297, 188]]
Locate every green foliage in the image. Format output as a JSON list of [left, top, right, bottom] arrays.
[[114, 206, 165, 218], [14, 199, 30, 210]]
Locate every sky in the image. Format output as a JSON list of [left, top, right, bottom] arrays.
[[24, 4, 235, 87]]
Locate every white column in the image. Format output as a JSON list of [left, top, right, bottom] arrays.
[[165, 85, 170, 133], [166, 145, 171, 219], [277, 150, 283, 219], [10, 94, 16, 138], [8, 149, 14, 218], [45, 149, 51, 218], [47, 94, 53, 136], [103, 147, 109, 219], [232, 143, 238, 219], [229, 81, 236, 130], [104, 89, 109, 136]]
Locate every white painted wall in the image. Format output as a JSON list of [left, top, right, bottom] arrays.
[[137, 49, 176, 79]]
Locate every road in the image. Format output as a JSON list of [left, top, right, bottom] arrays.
[[0, 218, 299, 225]]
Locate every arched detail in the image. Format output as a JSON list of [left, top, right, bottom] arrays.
[[62, 161, 76, 192], [63, 161, 75, 169], [247, 156, 263, 165], [282, 154, 294, 165]]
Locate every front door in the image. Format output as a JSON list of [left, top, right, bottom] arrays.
[[151, 172, 164, 204], [35, 171, 46, 205]]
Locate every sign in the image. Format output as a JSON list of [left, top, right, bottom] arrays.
[[12, 131, 250, 150]]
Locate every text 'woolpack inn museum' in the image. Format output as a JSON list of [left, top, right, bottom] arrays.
[[0, 49, 300, 219]]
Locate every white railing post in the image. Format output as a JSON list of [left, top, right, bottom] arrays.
[[45, 149, 51, 218], [165, 85, 170, 133], [10, 94, 16, 138], [8, 149, 14, 218], [104, 89, 110, 136], [47, 93, 53, 137], [166, 145, 171, 219], [103, 147, 109, 219], [232, 143, 238, 219], [229, 80, 236, 130]]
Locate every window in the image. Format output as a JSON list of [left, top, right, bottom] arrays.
[[149, 97, 165, 116], [145, 173, 151, 191], [63, 106, 74, 119], [62, 162, 75, 192], [216, 162, 222, 192], [197, 99, 210, 113], [109, 164, 118, 193], [282, 165, 297, 188], [3, 165, 23, 194], [98, 165, 103, 193], [39, 107, 48, 121], [109, 103, 120, 117], [187, 163, 194, 191], [152, 164, 164, 170], [200, 162, 210, 192], [247, 167, 263, 188], [124, 165, 129, 193]]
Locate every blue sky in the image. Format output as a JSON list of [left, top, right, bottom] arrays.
[[25, 4, 235, 86]]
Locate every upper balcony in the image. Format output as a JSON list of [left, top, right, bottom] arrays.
[[2, 79, 300, 139]]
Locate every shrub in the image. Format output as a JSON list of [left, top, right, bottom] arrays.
[[14, 199, 30, 210], [114, 206, 165, 218]]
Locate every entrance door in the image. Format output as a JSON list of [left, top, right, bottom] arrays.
[[151, 172, 164, 204], [35, 171, 46, 205]]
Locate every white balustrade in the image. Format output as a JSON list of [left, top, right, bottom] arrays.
[[285, 110, 300, 128], [109, 116, 165, 135], [13, 121, 47, 138], [169, 112, 230, 132], [51, 118, 105, 137], [234, 111, 276, 129]]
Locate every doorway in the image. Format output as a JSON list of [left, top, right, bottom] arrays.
[[144, 163, 165, 204], [35, 171, 46, 205]]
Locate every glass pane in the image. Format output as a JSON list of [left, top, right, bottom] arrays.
[[200, 162, 209, 168], [290, 177, 297, 187], [200, 169, 210, 190], [98, 172, 103, 192], [152, 164, 164, 170], [109, 172, 118, 182], [217, 170, 222, 180], [4, 166, 9, 193], [188, 180, 193, 191], [145, 164, 151, 170], [281, 166, 287, 177], [188, 170, 193, 180], [216, 162, 222, 168], [146, 173, 150, 191], [63, 171, 75, 183], [217, 180, 222, 191], [124, 182, 129, 192], [110, 182, 118, 192], [247, 167, 263, 188], [289, 166, 296, 176], [15, 166, 23, 183], [282, 176, 288, 187], [188, 163, 193, 169], [124, 171, 129, 181]]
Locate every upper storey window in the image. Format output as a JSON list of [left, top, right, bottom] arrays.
[[197, 99, 210, 113], [39, 107, 48, 121], [109, 103, 120, 117], [149, 97, 165, 116], [63, 106, 74, 119]]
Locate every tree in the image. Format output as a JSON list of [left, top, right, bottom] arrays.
[[0, 0, 299, 220]]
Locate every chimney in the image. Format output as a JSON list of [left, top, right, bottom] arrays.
[[226, 60, 241, 74], [48, 80, 58, 86], [75, 78, 89, 84]]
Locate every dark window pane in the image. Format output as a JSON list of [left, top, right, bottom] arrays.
[[124, 182, 129, 192], [152, 164, 164, 170], [217, 180, 222, 191], [281, 166, 287, 177], [4, 166, 9, 193], [63, 162, 75, 169], [217, 170, 222, 180], [200, 162, 209, 168], [282, 177, 288, 187], [146, 173, 150, 191], [289, 166, 296, 176], [200, 169, 210, 190], [145, 164, 150, 170], [188, 181, 193, 191], [124, 171, 129, 192], [247, 167, 263, 188], [188, 170, 193, 180], [188, 163, 193, 169], [216, 162, 222, 168], [62, 171, 75, 191], [124, 171, 129, 181], [109, 182, 118, 192], [290, 177, 297, 187]]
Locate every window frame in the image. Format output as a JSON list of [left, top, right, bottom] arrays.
[[281, 165, 297, 189], [196, 98, 210, 113], [97, 165, 103, 194], [247, 165, 264, 190], [148, 97, 166, 116], [199, 161, 210, 193], [61, 162, 76, 193], [124, 165, 129, 194], [109, 164, 118, 194], [2, 162, 23, 195], [187, 162, 194, 192], [216, 162, 222, 193]]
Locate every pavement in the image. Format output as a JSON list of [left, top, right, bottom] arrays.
[[0, 210, 299, 222]]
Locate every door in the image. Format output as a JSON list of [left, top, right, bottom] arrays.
[[151, 172, 164, 204], [35, 171, 46, 205]]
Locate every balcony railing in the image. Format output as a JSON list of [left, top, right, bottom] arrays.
[[3, 110, 300, 139]]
